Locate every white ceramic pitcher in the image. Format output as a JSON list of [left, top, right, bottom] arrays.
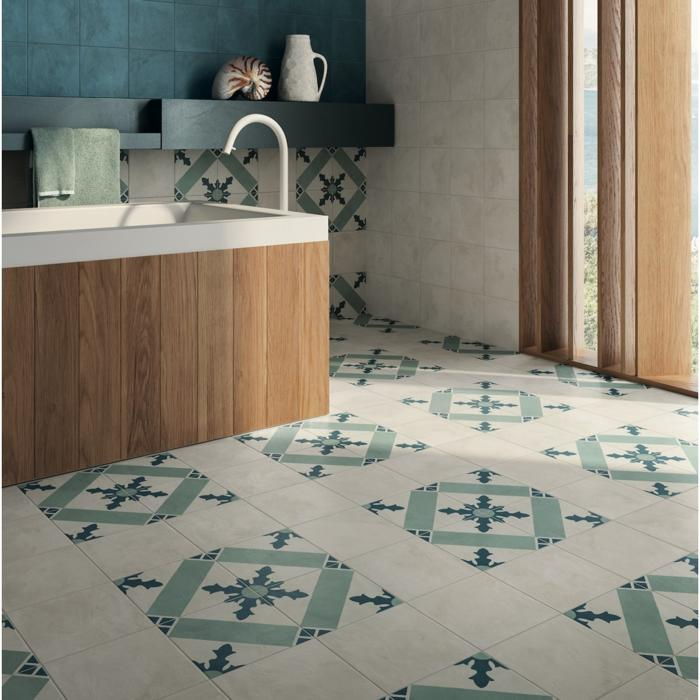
[[278, 35, 327, 102]]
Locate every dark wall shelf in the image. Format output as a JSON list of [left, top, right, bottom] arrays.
[[2, 97, 394, 151]]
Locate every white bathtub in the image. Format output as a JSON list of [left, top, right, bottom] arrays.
[[2, 201, 327, 268]]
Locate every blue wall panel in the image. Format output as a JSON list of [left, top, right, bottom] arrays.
[[2, 0, 365, 101]]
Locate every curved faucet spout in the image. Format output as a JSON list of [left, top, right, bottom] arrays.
[[223, 114, 289, 211]]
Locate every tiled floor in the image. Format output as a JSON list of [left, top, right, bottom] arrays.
[[3, 318, 698, 700]]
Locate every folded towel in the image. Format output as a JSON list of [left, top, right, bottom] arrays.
[[31, 127, 75, 198], [35, 128, 121, 208]]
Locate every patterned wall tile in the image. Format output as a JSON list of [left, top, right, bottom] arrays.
[[296, 147, 367, 233], [330, 272, 367, 319]]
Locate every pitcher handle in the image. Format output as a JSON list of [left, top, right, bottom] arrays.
[[313, 52, 328, 100]]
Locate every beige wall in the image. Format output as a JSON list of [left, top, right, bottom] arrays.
[[364, 0, 519, 348]]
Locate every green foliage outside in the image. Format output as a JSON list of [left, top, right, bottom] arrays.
[[583, 193, 598, 351]]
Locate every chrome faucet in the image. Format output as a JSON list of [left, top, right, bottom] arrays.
[[223, 114, 289, 211]]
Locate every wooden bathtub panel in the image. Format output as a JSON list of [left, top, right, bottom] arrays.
[[233, 247, 268, 435], [35, 263, 80, 477], [121, 256, 161, 457], [79, 259, 122, 467], [161, 253, 198, 448], [2, 266, 35, 485]]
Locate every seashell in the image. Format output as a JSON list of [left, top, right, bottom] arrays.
[[212, 56, 272, 101]]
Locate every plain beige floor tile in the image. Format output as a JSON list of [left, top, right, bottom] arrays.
[[491, 456, 593, 491], [247, 481, 355, 526], [2, 486, 38, 522], [171, 437, 264, 473], [489, 546, 626, 611], [411, 573, 556, 648], [11, 582, 150, 661], [47, 628, 202, 700], [319, 465, 420, 504], [321, 605, 472, 692], [559, 521, 686, 580], [618, 499, 698, 552], [381, 447, 476, 484], [169, 500, 282, 551], [488, 616, 651, 700], [215, 640, 382, 699], [163, 682, 227, 700], [599, 665, 697, 699], [346, 536, 477, 600], [78, 522, 200, 579], [550, 476, 659, 520], [672, 487, 699, 510], [295, 507, 411, 560], [207, 459, 307, 498], [2, 513, 69, 562], [3, 545, 107, 611]]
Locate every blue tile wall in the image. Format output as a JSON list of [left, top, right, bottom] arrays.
[[3, 0, 365, 101]]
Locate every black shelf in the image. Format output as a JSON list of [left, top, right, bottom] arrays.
[[2, 96, 394, 151]]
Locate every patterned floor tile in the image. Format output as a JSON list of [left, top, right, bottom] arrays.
[[2, 613, 61, 699], [237, 412, 429, 479], [542, 424, 698, 498], [20, 453, 237, 542], [529, 364, 648, 397], [566, 554, 698, 682], [419, 335, 518, 361], [382, 652, 553, 699], [400, 381, 572, 433], [115, 527, 400, 680], [365, 468, 607, 570], [330, 349, 442, 387]]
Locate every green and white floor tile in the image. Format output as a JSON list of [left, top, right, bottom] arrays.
[[19, 452, 236, 542], [2, 317, 697, 699], [330, 349, 442, 386], [528, 364, 648, 397], [2, 614, 62, 699], [542, 424, 698, 498], [400, 381, 573, 433], [115, 527, 400, 681], [365, 468, 608, 570], [382, 652, 554, 699], [419, 336, 518, 361], [566, 553, 698, 682], [237, 412, 429, 480]]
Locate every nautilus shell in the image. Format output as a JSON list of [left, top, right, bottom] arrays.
[[212, 56, 272, 101]]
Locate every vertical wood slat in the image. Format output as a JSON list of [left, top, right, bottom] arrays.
[[300, 242, 329, 420], [121, 257, 161, 457], [233, 247, 268, 435], [266, 244, 303, 427], [536, 0, 568, 352], [79, 260, 121, 467], [568, 0, 585, 359], [621, 0, 636, 375], [161, 253, 198, 448], [35, 264, 79, 477], [636, 0, 692, 377], [519, 0, 539, 351], [2, 267, 35, 485], [197, 250, 234, 442], [597, 0, 623, 370]]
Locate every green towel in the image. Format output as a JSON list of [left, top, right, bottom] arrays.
[[31, 127, 75, 198], [35, 128, 121, 207]]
